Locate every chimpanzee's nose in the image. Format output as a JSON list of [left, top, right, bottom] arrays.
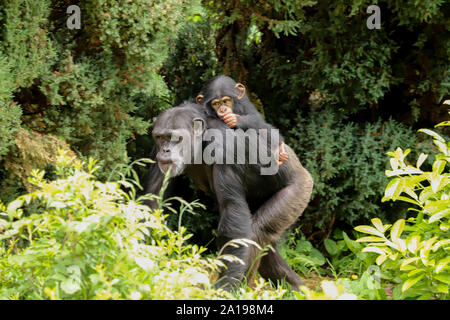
[[218, 106, 227, 115], [157, 148, 172, 163]]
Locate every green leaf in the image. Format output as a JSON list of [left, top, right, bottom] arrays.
[[296, 239, 312, 253], [362, 247, 386, 255], [354, 225, 385, 238], [386, 167, 423, 177], [432, 160, 446, 174], [396, 196, 420, 206], [430, 175, 443, 193], [390, 219, 405, 243], [416, 153, 428, 168], [384, 178, 401, 199], [343, 232, 362, 256], [424, 200, 450, 214], [310, 248, 326, 266], [399, 264, 416, 271], [432, 240, 450, 252], [402, 274, 425, 292], [400, 257, 420, 270], [135, 257, 155, 272], [434, 273, 450, 285], [390, 158, 399, 170], [418, 129, 445, 143], [60, 277, 81, 295], [323, 238, 339, 256], [10, 254, 36, 264], [356, 236, 385, 242], [436, 283, 449, 293], [423, 237, 437, 252], [407, 236, 420, 254], [7, 199, 23, 219], [376, 254, 387, 265], [419, 189, 435, 203], [435, 257, 450, 273], [371, 218, 385, 233], [435, 121, 450, 127], [429, 209, 450, 223], [433, 140, 448, 156], [407, 269, 425, 277]]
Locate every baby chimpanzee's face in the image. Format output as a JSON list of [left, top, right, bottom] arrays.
[[211, 96, 233, 117]]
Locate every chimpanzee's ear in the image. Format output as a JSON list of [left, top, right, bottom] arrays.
[[193, 118, 205, 136], [235, 83, 246, 99], [196, 94, 204, 105]]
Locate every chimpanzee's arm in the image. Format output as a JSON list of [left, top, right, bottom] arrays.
[[142, 146, 166, 209], [236, 113, 285, 143]]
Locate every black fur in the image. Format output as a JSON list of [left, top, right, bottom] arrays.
[[145, 102, 314, 291], [199, 75, 283, 137]]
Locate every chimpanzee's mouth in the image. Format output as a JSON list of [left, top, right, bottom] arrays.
[[158, 160, 174, 173]]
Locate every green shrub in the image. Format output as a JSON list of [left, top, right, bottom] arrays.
[[0, 55, 21, 158], [0, 151, 312, 300], [162, 13, 220, 105], [0, 151, 225, 299], [355, 115, 450, 300], [289, 108, 431, 229], [0, 150, 363, 300], [279, 227, 326, 276], [205, 0, 449, 124], [0, 0, 198, 197]]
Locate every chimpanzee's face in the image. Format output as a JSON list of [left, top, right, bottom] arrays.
[[210, 96, 233, 117], [196, 76, 246, 117], [152, 106, 204, 177], [153, 128, 186, 177]]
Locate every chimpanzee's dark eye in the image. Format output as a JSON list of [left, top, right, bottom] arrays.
[[157, 135, 170, 143], [211, 100, 221, 110], [222, 97, 231, 105]]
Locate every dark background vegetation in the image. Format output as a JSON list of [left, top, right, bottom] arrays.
[[1, 0, 448, 250]]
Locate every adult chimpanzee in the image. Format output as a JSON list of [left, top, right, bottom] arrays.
[[196, 75, 288, 165], [146, 102, 313, 291]]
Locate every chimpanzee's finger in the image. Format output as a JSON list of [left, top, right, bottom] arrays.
[[220, 110, 232, 116], [279, 153, 288, 162], [222, 113, 234, 121]]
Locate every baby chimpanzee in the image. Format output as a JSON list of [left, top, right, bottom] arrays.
[[196, 75, 288, 165]]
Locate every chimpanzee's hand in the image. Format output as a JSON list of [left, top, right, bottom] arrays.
[[220, 111, 240, 128], [277, 141, 288, 166]]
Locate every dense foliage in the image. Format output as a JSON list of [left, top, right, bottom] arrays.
[[0, 0, 448, 300], [0, 153, 224, 299], [0, 0, 194, 202], [355, 119, 450, 300], [162, 0, 449, 233], [0, 151, 353, 300], [289, 109, 435, 230]]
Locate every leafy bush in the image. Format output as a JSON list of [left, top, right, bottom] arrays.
[[0, 151, 227, 299], [162, 10, 220, 105], [289, 108, 432, 230], [0, 55, 21, 158], [205, 0, 449, 124], [279, 228, 326, 276], [355, 115, 450, 300], [0, 0, 199, 201], [298, 280, 357, 300], [0, 150, 364, 300], [280, 228, 385, 299], [323, 230, 370, 277]]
